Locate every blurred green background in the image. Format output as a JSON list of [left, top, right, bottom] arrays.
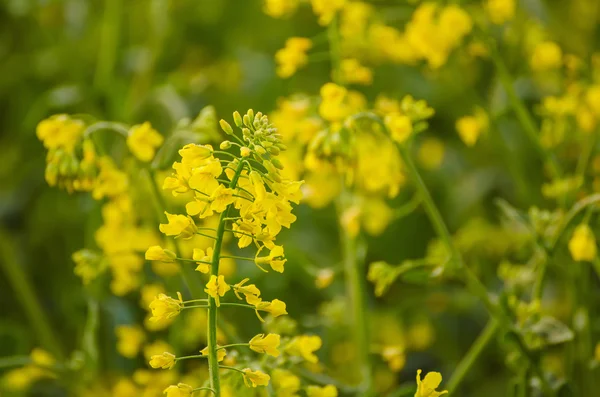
[[2, 1, 600, 396]]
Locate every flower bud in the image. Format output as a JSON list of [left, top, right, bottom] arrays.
[[255, 145, 266, 155], [241, 147, 251, 157], [219, 119, 234, 135], [233, 111, 243, 127], [271, 158, 284, 170], [220, 141, 232, 150]]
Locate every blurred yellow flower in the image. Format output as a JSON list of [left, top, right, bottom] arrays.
[[276, 37, 312, 78], [568, 224, 597, 262], [249, 333, 281, 357], [127, 122, 164, 162], [306, 385, 338, 397], [242, 368, 271, 387], [286, 335, 322, 363], [115, 325, 145, 358], [530, 41, 563, 71], [163, 383, 193, 397]]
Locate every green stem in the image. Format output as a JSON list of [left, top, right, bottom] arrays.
[[220, 255, 254, 261], [217, 343, 249, 350], [207, 160, 246, 397], [219, 365, 246, 374], [94, 0, 121, 91], [327, 15, 342, 84], [447, 319, 500, 393], [177, 354, 208, 361], [0, 229, 64, 359], [336, 198, 371, 392], [219, 302, 255, 309], [487, 39, 561, 179], [0, 356, 32, 369]]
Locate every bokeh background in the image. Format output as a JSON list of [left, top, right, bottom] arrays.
[[2, 1, 600, 396]]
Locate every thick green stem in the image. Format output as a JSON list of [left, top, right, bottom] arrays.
[[0, 229, 64, 359], [94, 0, 121, 91], [207, 160, 246, 397], [447, 319, 500, 393]]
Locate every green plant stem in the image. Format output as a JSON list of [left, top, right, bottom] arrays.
[[177, 354, 208, 361], [447, 319, 500, 393], [398, 145, 554, 396], [0, 229, 64, 359], [0, 356, 32, 369], [207, 160, 246, 397], [94, 0, 121, 90], [327, 15, 342, 84], [218, 343, 249, 350], [487, 40, 561, 180], [336, 199, 372, 392]]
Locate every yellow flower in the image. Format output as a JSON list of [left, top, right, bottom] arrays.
[[193, 247, 213, 273], [306, 385, 338, 397], [486, 0, 515, 25], [315, 268, 335, 289], [418, 137, 445, 170], [145, 246, 176, 262], [249, 333, 281, 357], [456, 109, 488, 147], [179, 143, 213, 166], [127, 122, 164, 162], [210, 184, 236, 213], [242, 368, 271, 387], [36, 114, 84, 152], [255, 245, 287, 272], [149, 293, 183, 323], [115, 325, 145, 358], [200, 346, 227, 362], [311, 0, 346, 26], [415, 369, 448, 397], [263, 0, 298, 18], [285, 335, 322, 363], [257, 298, 288, 318], [568, 224, 597, 262], [275, 37, 312, 78], [164, 383, 193, 397], [30, 349, 55, 367], [272, 369, 301, 396], [233, 278, 262, 305], [586, 85, 600, 116], [149, 352, 176, 369], [530, 41, 562, 71], [385, 113, 413, 144], [382, 346, 406, 372], [340, 58, 373, 85], [205, 275, 231, 306], [159, 212, 198, 239]]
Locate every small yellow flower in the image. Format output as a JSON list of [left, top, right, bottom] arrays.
[[36, 114, 84, 153], [568, 224, 597, 262], [145, 246, 176, 262], [163, 383, 193, 397], [306, 385, 338, 397], [340, 58, 373, 85], [456, 109, 487, 147], [256, 298, 288, 319], [530, 41, 562, 71], [159, 212, 198, 239], [242, 368, 271, 387], [30, 349, 55, 367], [241, 146, 251, 157], [415, 369, 448, 397], [115, 325, 146, 358], [285, 335, 322, 363], [255, 245, 287, 272], [486, 0, 515, 25], [315, 268, 335, 289], [311, 0, 346, 26], [275, 37, 312, 78], [385, 113, 413, 144], [200, 346, 227, 362], [193, 247, 213, 273], [210, 184, 236, 213], [264, 0, 298, 18], [149, 352, 176, 369], [149, 293, 183, 323], [249, 333, 281, 357], [127, 122, 164, 162], [382, 346, 406, 372], [233, 278, 262, 305], [272, 369, 301, 396], [205, 275, 231, 306], [179, 143, 213, 165]]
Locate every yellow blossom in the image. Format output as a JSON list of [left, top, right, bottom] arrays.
[[164, 383, 193, 397], [264, 0, 298, 18], [385, 113, 413, 143], [530, 41, 563, 71], [568, 224, 597, 261], [255, 245, 287, 272], [306, 385, 338, 397], [286, 335, 322, 363], [115, 325, 146, 358], [210, 184, 236, 213], [36, 114, 84, 152], [127, 122, 164, 162], [233, 278, 262, 305], [159, 212, 198, 239], [315, 268, 335, 289], [205, 275, 231, 306], [585, 85, 600, 116], [200, 346, 227, 362], [456, 109, 488, 147], [415, 369, 448, 397], [249, 333, 281, 357], [193, 247, 213, 273], [486, 0, 515, 25], [242, 368, 271, 387], [276, 37, 312, 78], [149, 352, 176, 369], [145, 246, 176, 262], [418, 137, 445, 170], [272, 369, 301, 396], [149, 293, 183, 323], [311, 0, 346, 26], [30, 349, 55, 367], [340, 58, 373, 85], [382, 346, 406, 372]]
